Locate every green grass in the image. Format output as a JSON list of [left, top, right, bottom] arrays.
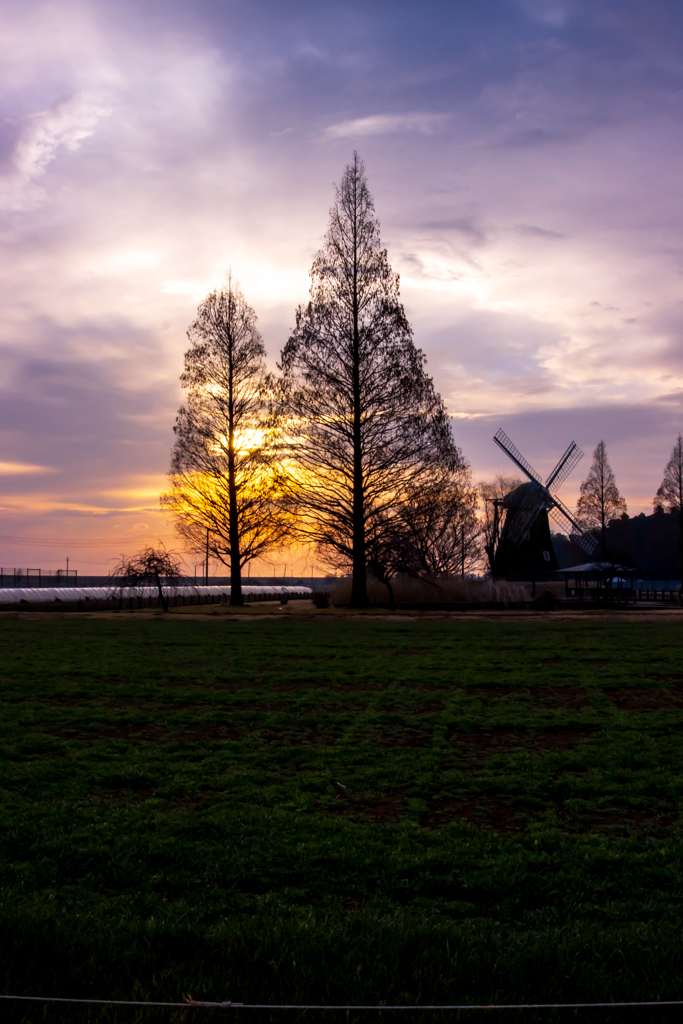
[[2, 613, 683, 1022]]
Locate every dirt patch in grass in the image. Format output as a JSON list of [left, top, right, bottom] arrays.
[[401, 682, 444, 692], [161, 677, 212, 686], [83, 722, 247, 743], [374, 728, 433, 748], [261, 726, 340, 746], [96, 787, 157, 801], [464, 686, 592, 709], [447, 727, 597, 754], [103, 790, 210, 810], [213, 702, 289, 713], [422, 796, 678, 833], [371, 701, 443, 714], [268, 681, 388, 693], [329, 786, 410, 823], [603, 687, 683, 710], [576, 808, 678, 829], [172, 725, 245, 742], [465, 686, 515, 698], [532, 687, 592, 708], [421, 795, 526, 832], [629, 808, 678, 825], [360, 790, 409, 823], [74, 723, 163, 741], [447, 728, 529, 751], [532, 728, 597, 749]]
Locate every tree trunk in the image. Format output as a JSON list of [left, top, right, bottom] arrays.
[[228, 348, 243, 607], [155, 574, 168, 613], [350, 170, 368, 609], [350, 374, 367, 607], [228, 454, 242, 605]]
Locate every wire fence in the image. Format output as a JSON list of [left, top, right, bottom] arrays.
[[3, 995, 683, 1011]]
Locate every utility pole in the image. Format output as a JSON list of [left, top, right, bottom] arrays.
[[205, 528, 209, 586], [461, 524, 465, 580]]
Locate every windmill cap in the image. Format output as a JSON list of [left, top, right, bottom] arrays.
[[502, 480, 548, 508]]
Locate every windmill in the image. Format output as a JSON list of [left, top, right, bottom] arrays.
[[489, 428, 598, 577]]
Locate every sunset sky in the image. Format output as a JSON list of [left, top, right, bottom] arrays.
[[2, 0, 683, 574]]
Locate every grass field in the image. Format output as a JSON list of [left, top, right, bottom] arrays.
[[2, 610, 683, 1022]]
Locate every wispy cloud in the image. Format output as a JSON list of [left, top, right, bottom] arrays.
[[324, 112, 450, 139], [1, 92, 111, 209], [515, 0, 570, 28], [0, 461, 55, 476], [15, 93, 110, 179], [515, 224, 566, 240]]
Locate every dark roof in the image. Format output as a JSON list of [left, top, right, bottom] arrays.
[[555, 561, 634, 573]]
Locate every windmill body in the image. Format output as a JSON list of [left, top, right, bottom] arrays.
[[489, 429, 597, 578], [493, 481, 560, 576]]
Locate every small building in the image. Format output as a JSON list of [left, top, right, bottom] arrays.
[[556, 562, 637, 604]]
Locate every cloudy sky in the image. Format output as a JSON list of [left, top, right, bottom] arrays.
[[1, 0, 683, 574]]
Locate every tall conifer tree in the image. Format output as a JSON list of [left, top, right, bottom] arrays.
[[277, 154, 462, 607], [576, 440, 627, 559], [654, 433, 683, 587]]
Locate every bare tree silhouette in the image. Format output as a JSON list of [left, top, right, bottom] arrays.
[[479, 475, 524, 572], [576, 440, 627, 559], [655, 433, 683, 587], [276, 153, 463, 607], [110, 545, 183, 613], [162, 277, 292, 606]]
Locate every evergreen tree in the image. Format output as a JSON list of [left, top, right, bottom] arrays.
[[277, 154, 463, 607], [576, 440, 627, 559], [654, 433, 683, 587]]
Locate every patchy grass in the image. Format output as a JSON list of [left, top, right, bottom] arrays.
[[2, 614, 683, 1021]]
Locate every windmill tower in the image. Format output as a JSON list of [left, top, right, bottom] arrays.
[[489, 428, 597, 577]]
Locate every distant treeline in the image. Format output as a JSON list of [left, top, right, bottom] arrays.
[[552, 508, 681, 577]]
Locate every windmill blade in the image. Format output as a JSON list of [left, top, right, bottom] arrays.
[[545, 441, 584, 492], [548, 500, 598, 556], [493, 429, 543, 484], [550, 494, 590, 536]]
